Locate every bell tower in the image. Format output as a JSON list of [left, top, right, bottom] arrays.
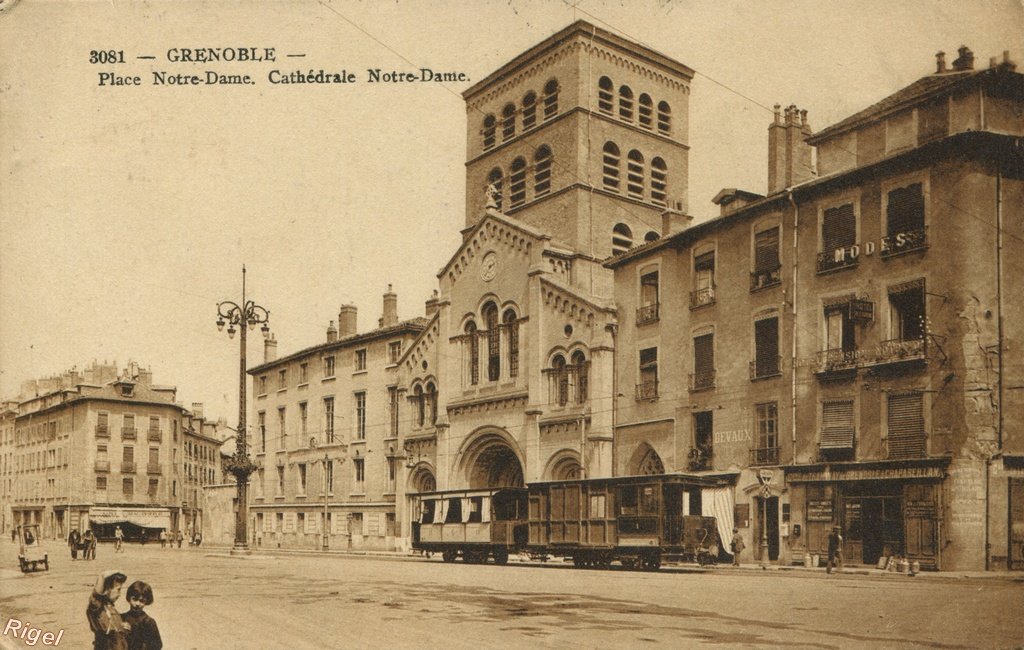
[[462, 21, 693, 258]]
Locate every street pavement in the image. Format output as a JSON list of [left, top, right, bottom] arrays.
[[1, 539, 1022, 649]]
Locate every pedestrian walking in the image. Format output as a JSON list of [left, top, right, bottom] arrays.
[[123, 581, 163, 650], [84, 529, 97, 560], [114, 526, 125, 553], [69, 529, 81, 560], [159, 531, 166, 548], [86, 570, 130, 650], [826, 525, 844, 574], [730, 528, 745, 566]]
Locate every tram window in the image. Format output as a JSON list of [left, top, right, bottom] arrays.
[[420, 500, 436, 524], [640, 485, 659, 515], [445, 498, 462, 524], [493, 493, 515, 521], [468, 496, 484, 523], [619, 486, 638, 515], [589, 494, 607, 519]]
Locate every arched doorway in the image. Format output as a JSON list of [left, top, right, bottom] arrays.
[[627, 443, 665, 475], [546, 452, 582, 481], [459, 430, 525, 489], [409, 466, 436, 493]]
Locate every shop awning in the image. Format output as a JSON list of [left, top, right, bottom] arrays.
[[89, 507, 171, 529]]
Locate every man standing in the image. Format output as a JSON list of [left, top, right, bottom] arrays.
[[826, 525, 843, 574], [69, 529, 81, 560], [114, 526, 125, 553], [730, 529, 745, 567]]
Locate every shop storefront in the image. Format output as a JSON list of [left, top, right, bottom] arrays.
[[87, 506, 173, 542]]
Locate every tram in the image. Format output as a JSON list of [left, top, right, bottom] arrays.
[[411, 487, 528, 564]]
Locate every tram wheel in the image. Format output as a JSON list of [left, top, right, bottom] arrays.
[[442, 549, 457, 563], [493, 547, 509, 565]]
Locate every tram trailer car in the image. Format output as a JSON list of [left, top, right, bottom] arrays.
[[412, 487, 528, 564], [527, 474, 725, 570]]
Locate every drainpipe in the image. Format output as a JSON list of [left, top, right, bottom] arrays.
[[986, 171, 1004, 571], [788, 189, 799, 464]]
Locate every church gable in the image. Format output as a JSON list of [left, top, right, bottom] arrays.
[[399, 313, 440, 382]]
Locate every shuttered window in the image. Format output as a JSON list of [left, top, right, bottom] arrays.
[[694, 333, 714, 377], [822, 203, 856, 253], [887, 392, 925, 459], [886, 183, 924, 236], [754, 227, 781, 272], [754, 317, 779, 376], [820, 400, 854, 449], [597, 77, 613, 114], [509, 158, 527, 207]]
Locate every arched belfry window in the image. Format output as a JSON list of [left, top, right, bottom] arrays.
[[657, 101, 672, 135], [413, 384, 425, 427], [483, 115, 496, 151], [534, 145, 552, 197], [543, 79, 559, 119], [612, 223, 633, 255], [602, 142, 620, 192], [483, 302, 500, 382], [571, 350, 588, 404], [619, 86, 634, 122], [503, 309, 519, 378], [487, 168, 503, 210], [638, 94, 653, 129], [425, 382, 438, 426], [522, 92, 537, 131], [509, 157, 527, 207], [627, 150, 645, 199], [598, 76, 614, 114], [551, 354, 569, 406], [651, 157, 668, 206], [501, 103, 516, 142], [465, 321, 479, 386]]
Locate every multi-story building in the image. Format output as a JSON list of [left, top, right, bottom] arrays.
[[607, 47, 1023, 570], [245, 289, 427, 550], [181, 404, 226, 540]]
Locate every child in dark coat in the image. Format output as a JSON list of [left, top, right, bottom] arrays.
[[86, 571, 129, 650], [122, 581, 163, 650]]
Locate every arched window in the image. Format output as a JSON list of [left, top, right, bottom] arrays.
[[534, 145, 552, 197], [504, 309, 519, 378], [483, 302, 500, 382], [597, 76, 613, 114], [651, 157, 668, 206], [522, 92, 537, 130], [425, 382, 438, 426], [638, 94, 653, 129], [645, 231, 660, 243], [465, 321, 479, 385], [501, 103, 516, 142], [602, 142, 620, 191], [571, 350, 588, 404], [509, 157, 527, 207], [543, 79, 559, 119], [487, 168, 503, 210], [657, 101, 672, 135], [551, 354, 569, 406], [619, 86, 634, 122], [612, 223, 633, 255], [483, 115, 496, 150], [627, 150, 645, 199], [413, 384, 425, 428]]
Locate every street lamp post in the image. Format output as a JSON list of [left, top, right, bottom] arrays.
[[216, 265, 270, 556]]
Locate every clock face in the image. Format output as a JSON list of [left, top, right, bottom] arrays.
[[481, 252, 497, 281]]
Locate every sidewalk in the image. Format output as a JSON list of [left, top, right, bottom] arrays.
[[718, 560, 1024, 583]]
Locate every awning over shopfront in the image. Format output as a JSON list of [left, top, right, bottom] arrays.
[[702, 486, 735, 551], [89, 507, 172, 529]]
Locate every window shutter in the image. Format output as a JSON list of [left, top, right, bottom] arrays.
[[754, 227, 780, 272], [820, 400, 854, 448], [694, 334, 714, 375], [887, 393, 925, 458], [886, 184, 924, 236], [755, 318, 778, 372], [822, 204, 856, 253], [694, 251, 715, 272]]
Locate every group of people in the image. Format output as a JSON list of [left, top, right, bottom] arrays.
[[729, 525, 844, 573], [158, 530, 186, 548], [87, 570, 162, 650], [68, 528, 98, 560]]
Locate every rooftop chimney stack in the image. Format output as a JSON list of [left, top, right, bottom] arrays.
[[936, 51, 946, 73], [425, 290, 441, 318], [382, 284, 398, 328], [338, 305, 357, 338], [326, 320, 338, 343], [767, 103, 815, 195], [191, 402, 204, 420], [264, 333, 278, 362], [952, 45, 974, 71]]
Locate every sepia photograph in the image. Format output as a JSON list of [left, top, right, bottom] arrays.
[[1, 1, 1023, 647]]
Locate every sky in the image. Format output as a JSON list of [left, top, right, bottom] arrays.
[[1, 0, 1021, 424]]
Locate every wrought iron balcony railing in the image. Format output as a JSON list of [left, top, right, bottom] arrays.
[[121, 461, 137, 474], [635, 380, 659, 400], [749, 446, 781, 466], [148, 429, 162, 442], [688, 370, 715, 392], [881, 227, 927, 257], [147, 462, 162, 475], [816, 251, 858, 274], [749, 356, 782, 380], [873, 337, 926, 366], [750, 267, 782, 291], [94, 460, 110, 472], [636, 303, 660, 325], [815, 348, 860, 374], [689, 286, 716, 309], [121, 427, 137, 440], [95, 425, 110, 439]]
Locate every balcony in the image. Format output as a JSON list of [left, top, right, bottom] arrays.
[[881, 227, 927, 258], [749, 356, 782, 380], [816, 251, 858, 274], [749, 447, 781, 466], [147, 429, 162, 442], [121, 427, 137, 440], [872, 338, 927, 367], [815, 349, 860, 376], [95, 425, 110, 439], [687, 446, 713, 471], [94, 460, 110, 472], [688, 370, 715, 392], [147, 462, 162, 475], [635, 380, 659, 400], [121, 461, 137, 474], [750, 267, 782, 291], [689, 286, 716, 309], [636, 303, 659, 326]]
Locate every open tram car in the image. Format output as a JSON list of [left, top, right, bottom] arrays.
[[412, 473, 726, 570]]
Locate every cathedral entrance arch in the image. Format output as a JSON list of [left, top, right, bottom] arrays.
[[457, 429, 525, 488], [627, 442, 665, 475], [408, 464, 436, 494], [544, 451, 582, 481]]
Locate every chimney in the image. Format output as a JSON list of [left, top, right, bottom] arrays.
[[382, 284, 398, 328], [191, 402, 204, 420], [952, 45, 974, 71], [1000, 50, 1017, 72], [264, 333, 278, 362], [936, 51, 946, 73], [338, 304, 357, 338], [137, 367, 153, 385], [767, 103, 815, 195], [425, 290, 441, 318], [326, 320, 338, 343], [661, 201, 692, 236]]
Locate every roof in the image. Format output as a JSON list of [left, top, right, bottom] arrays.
[[247, 318, 430, 374]]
